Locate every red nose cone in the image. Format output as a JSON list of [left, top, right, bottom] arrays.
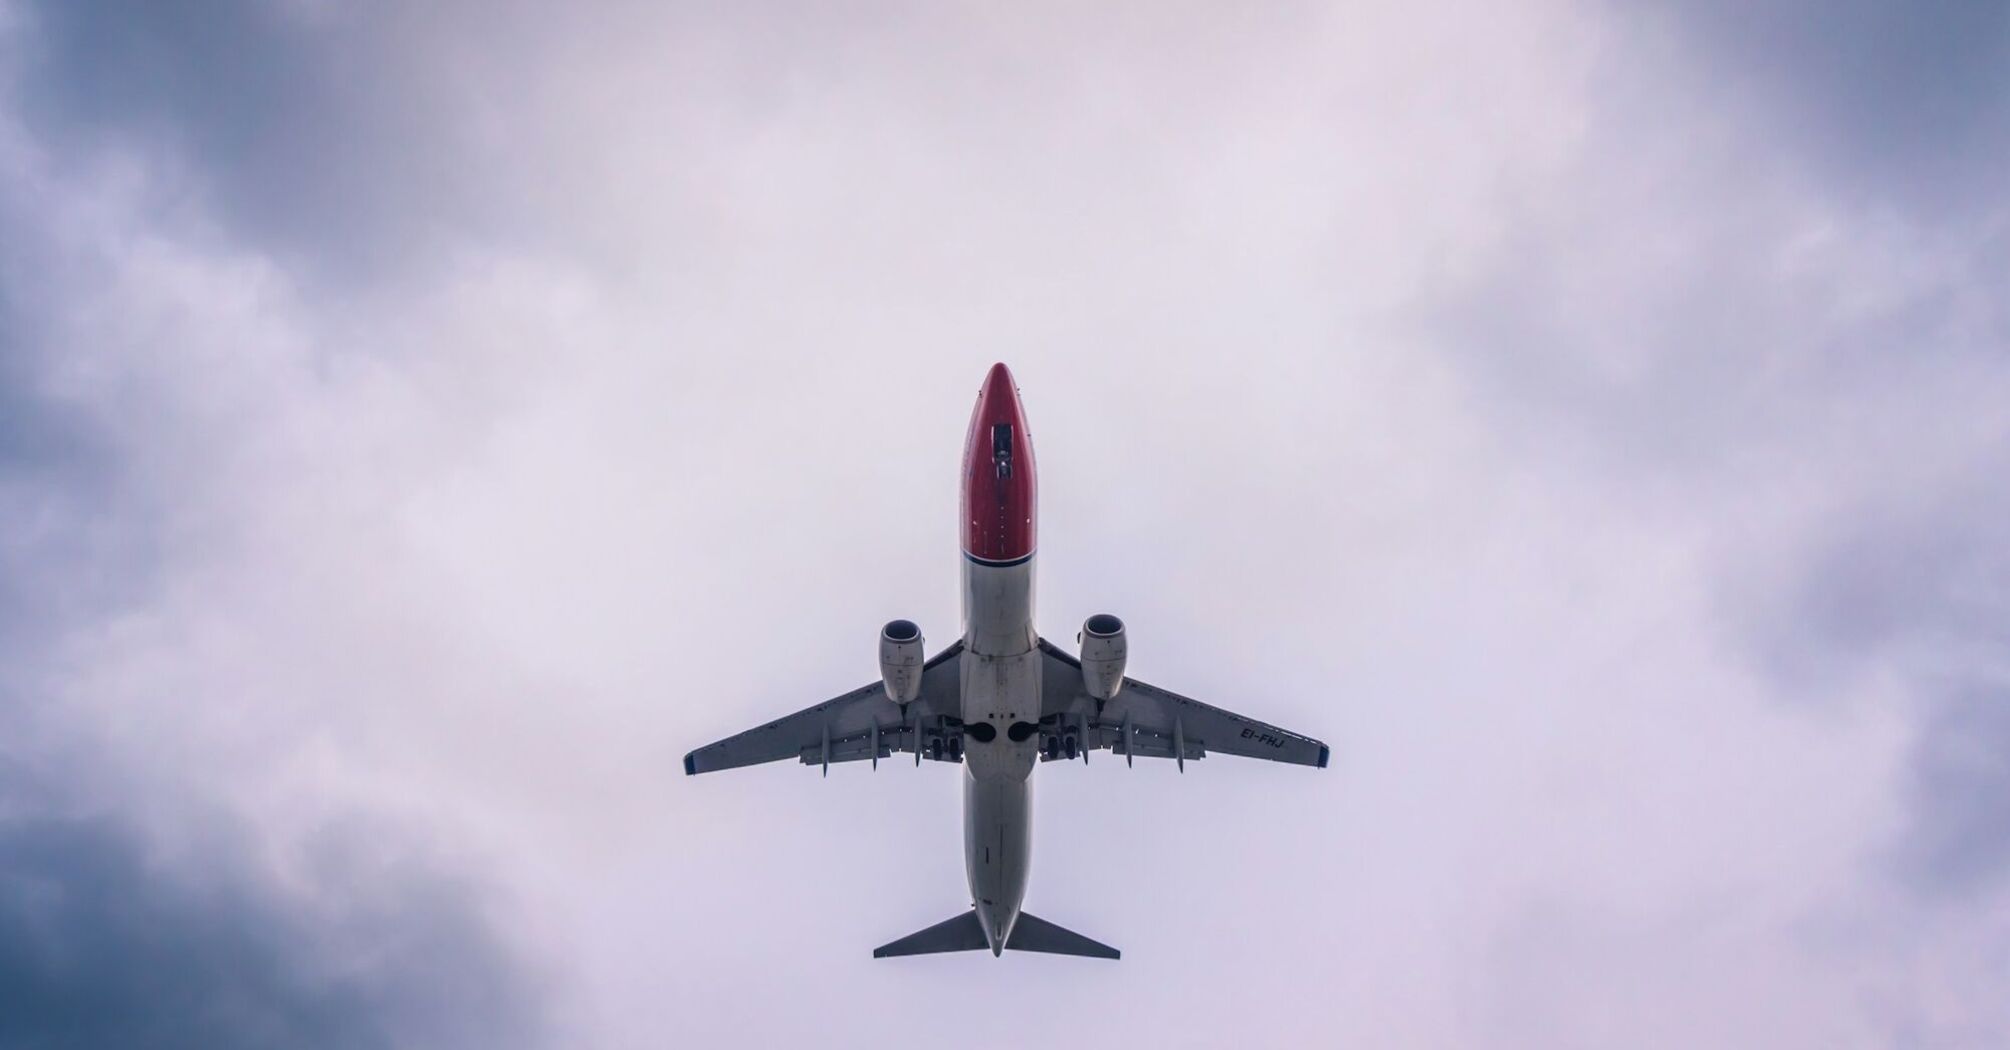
[[962, 364, 1037, 564]]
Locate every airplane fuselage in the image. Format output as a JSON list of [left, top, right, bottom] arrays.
[[683, 361, 1328, 959], [959, 363, 1040, 954]]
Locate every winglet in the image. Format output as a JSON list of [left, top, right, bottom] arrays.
[[682, 753, 697, 776], [1317, 744, 1330, 769]]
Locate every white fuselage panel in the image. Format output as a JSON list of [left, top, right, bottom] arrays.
[[960, 555, 1038, 952]]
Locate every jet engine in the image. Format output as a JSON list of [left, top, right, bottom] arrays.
[[880, 619, 925, 705], [1077, 613, 1126, 701]]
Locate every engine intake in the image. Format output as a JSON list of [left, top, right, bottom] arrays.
[[879, 619, 925, 705], [1078, 613, 1127, 701]]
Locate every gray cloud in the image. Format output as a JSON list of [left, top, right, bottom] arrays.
[[2, 19, 551, 1044], [1771, 476, 2010, 897], [1413, 1, 2010, 917], [0, 762, 546, 1050], [1651, 1, 2010, 217], [1782, 478, 2010, 672], [1903, 684, 2010, 897], [0, 352, 131, 676], [12, 0, 531, 282]]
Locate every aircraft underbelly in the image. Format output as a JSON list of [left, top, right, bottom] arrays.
[[961, 556, 1038, 948], [963, 772, 1031, 947], [962, 557, 1035, 657]]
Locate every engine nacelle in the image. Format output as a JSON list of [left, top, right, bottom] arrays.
[[1077, 613, 1127, 701], [879, 619, 926, 705]]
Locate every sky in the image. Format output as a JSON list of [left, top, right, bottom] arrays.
[[1, 1, 2007, 1047]]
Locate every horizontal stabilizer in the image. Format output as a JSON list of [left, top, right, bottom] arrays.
[[873, 912, 987, 958], [1007, 912, 1120, 959], [873, 910, 1120, 960]]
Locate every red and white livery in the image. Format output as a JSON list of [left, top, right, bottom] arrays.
[[686, 363, 1328, 959]]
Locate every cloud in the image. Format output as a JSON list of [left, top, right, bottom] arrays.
[[0, 761, 546, 1050], [1649, 0, 2010, 217], [1410, 3, 2010, 923], [1904, 683, 2010, 896], [1, 16, 553, 1045], [3, 1, 2009, 1047], [1773, 470, 2010, 898], [8, 0, 557, 284]]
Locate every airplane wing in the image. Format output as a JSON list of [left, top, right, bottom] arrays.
[[1035, 638, 1328, 769], [684, 641, 966, 775]]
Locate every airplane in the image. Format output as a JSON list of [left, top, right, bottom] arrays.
[[683, 362, 1328, 959]]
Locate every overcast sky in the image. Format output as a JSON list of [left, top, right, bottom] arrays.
[[2, 2, 2007, 1047]]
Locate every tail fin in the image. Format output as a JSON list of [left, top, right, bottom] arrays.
[[872, 910, 1120, 960]]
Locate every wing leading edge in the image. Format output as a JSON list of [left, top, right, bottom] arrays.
[[684, 641, 966, 775], [1035, 638, 1328, 769]]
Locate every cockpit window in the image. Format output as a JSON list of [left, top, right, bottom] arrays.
[[991, 423, 1013, 478]]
